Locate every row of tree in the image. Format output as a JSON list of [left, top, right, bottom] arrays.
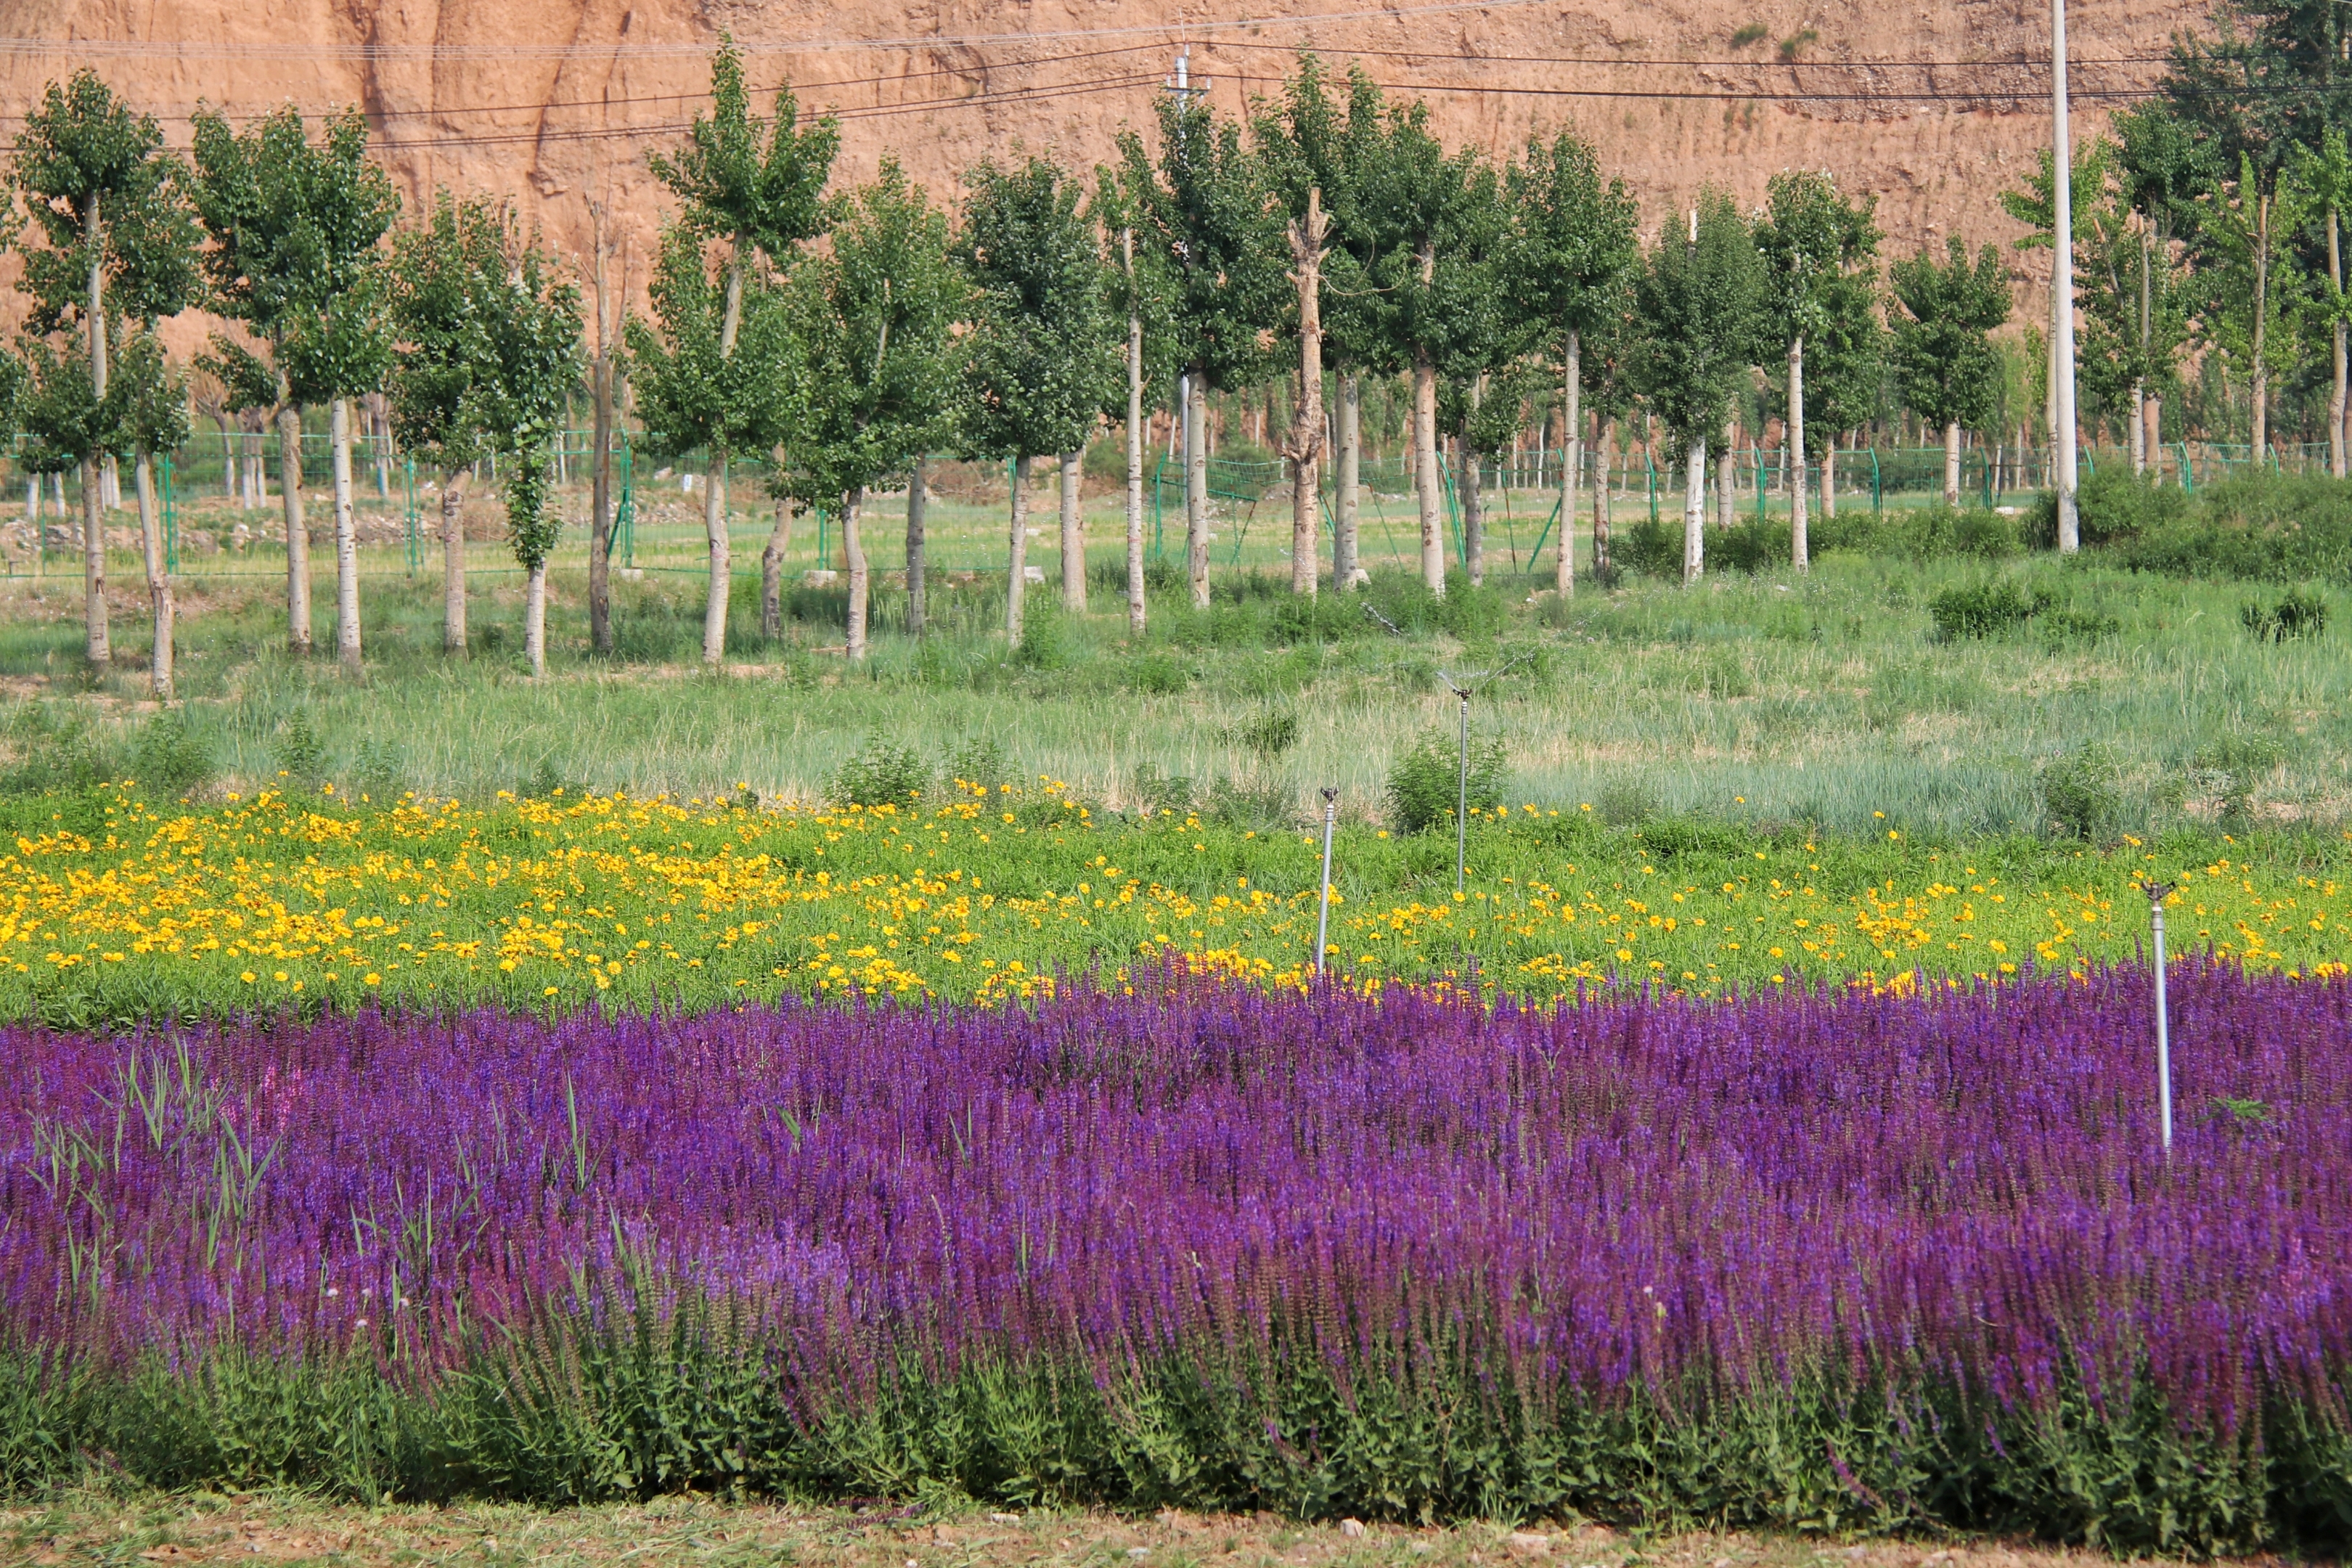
[[12, 0, 2351, 687], [9, 73, 579, 692]]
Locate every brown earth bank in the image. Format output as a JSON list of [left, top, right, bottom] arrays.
[[0, 0, 2193, 332], [0, 1494, 2278, 1568]]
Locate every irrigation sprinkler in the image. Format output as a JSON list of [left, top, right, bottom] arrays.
[[2144, 879, 2176, 1152], [1440, 674, 1476, 895], [1314, 787, 1337, 978], [1435, 654, 1533, 897]]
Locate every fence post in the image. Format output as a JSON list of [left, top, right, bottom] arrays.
[[1870, 446, 1882, 515], [1753, 445, 1765, 520]]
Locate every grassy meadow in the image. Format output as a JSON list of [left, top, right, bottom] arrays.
[[5, 474, 2351, 841]]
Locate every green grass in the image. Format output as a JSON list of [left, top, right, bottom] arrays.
[[6, 527, 2350, 843]]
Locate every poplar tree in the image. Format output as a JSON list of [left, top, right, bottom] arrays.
[[1251, 53, 1345, 597], [955, 156, 1119, 642], [1091, 165, 1177, 637], [2294, 128, 2352, 473], [2194, 156, 2311, 455], [2110, 106, 2213, 470], [1794, 269, 1887, 523], [1508, 128, 1639, 594], [387, 192, 510, 654], [499, 222, 584, 678], [1890, 238, 2013, 507], [1636, 190, 1763, 585], [1119, 91, 1285, 608], [11, 68, 199, 677], [1429, 169, 1523, 588], [626, 225, 796, 658], [777, 160, 958, 662], [1755, 170, 1877, 570], [190, 104, 399, 669], [1256, 62, 1393, 591], [389, 196, 579, 677], [643, 38, 836, 667], [1355, 102, 1484, 595]]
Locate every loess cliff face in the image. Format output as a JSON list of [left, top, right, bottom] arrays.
[[1, 0, 2195, 325]]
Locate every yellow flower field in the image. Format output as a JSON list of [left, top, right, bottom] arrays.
[[2, 781, 2348, 1018]]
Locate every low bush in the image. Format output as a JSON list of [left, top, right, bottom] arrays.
[[2038, 742, 2126, 840], [1928, 580, 2050, 639], [1232, 708, 1300, 759], [942, 738, 1013, 794], [1014, 611, 1079, 670], [1614, 516, 1681, 579], [2112, 473, 2352, 581], [828, 738, 931, 808], [2241, 587, 2329, 642], [1387, 727, 1508, 834]]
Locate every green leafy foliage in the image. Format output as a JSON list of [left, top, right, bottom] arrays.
[[779, 160, 959, 511], [187, 105, 399, 404], [1118, 91, 1286, 396], [2038, 742, 2126, 839], [828, 739, 931, 808], [645, 37, 836, 263], [2240, 586, 2329, 642], [624, 225, 795, 466], [1888, 237, 2012, 436], [1928, 579, 2053, 639], [955, 157, 1121, 464], [1387, 726, 1507, 834], [1635, 188, 1765, 448], [0, 1307, 2336, 1552], [11, 68, 203, 335]]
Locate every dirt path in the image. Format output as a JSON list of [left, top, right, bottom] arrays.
[[0, 1496, 2248, 1568]]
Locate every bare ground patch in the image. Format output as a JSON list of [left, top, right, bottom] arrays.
[[0, 1495, 2268, 1568]]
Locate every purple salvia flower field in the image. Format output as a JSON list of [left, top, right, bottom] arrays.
[[2, 965, 2348, 1537]]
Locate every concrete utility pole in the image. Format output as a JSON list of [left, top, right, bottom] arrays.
[[2053, 0, 2081, 551]]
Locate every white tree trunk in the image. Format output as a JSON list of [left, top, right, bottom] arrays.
[[441, 471, 467, 653], [1558, 332, 1580, 595], [332, 396, 362, 671], [1822, 438, 1838, 520], [1718, 445, 1736, 531], [81, 457, 109, 666], [1413, 351, 1444, 595], [702, 454, 729, 666], [1123, 228, 1146, 637], [1682, 435, 1707, 586], [1006, 455, 1032, 642], [1788, 336, 1809, 572], [761, 489, 792, 640], [1336, 375, 1361, 589], [136, 449, 171, 701], [526, 560, 548, 678], [845, 485, 870, 662], [1943, 420, 1962, 508], [1185, 380, 1210, 608], [1461, 437, 1485, 589], [1059, 451, 1086, 611], [907, 458, 930, 637], [1593, 416, 1614, 573], [279, 403, 311, 653]]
